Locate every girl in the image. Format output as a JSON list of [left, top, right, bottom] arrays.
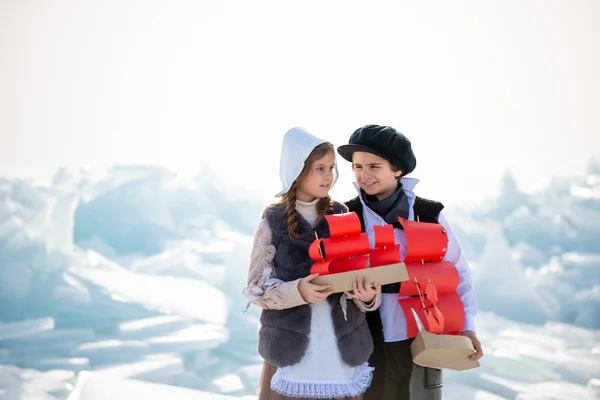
[[243, 127, 382, 400]]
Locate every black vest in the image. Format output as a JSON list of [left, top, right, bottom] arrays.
[[345, 195, 445, 350], [345, 195, 444, 294], [345, 195, 444, 229], [258, 201, 373, 368]]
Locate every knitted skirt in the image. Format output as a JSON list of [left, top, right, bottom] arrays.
[[258, 362, 364, 400]]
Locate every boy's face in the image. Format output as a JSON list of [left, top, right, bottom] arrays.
[[296, 152, 336, 202], [352, 151, 401, 200]]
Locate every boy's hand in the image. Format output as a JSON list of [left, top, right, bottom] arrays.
[[460, 330, 484, 361], [298, 274, 333, 303], [344, 276, 381, 303]]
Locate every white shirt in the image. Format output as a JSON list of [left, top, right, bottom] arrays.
[[355, 178, 478, 342]]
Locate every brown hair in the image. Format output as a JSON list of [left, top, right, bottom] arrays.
[[279, 142, 335, 238]]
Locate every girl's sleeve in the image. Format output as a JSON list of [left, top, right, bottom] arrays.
[[243, 218, 308, 310], [353, 292, 381, 312]]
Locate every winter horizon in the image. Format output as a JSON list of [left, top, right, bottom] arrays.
[[1, 0, 599, 206]]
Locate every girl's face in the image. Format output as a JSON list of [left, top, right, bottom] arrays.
[[296, 152, 336, 202], [352, 151, 402, 200]]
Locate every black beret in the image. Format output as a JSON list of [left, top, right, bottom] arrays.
[[337, 124, 416, 176]]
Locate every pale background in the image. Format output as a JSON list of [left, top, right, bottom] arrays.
[[1, 0, 598, 205], [1, 2, 600, 399]]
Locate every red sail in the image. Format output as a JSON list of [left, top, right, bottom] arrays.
[[309, 239, 325, 261], [310, 255, 369, 275], [426, 305, 445, 334], [315, 234, 371, 260], [399, 292, 465, 338], [309, 213, 370, 262], [369, 245, 401, 267], [308, 212, 405, 277], [325, 213, 362, 238], [373, 224, 395, 247], [398, 262, 459, 296], [310, 259, 331, 275], [398, 218, 449, 263], [425, 282, 439, 304]]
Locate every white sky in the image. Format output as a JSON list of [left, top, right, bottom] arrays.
[[1, 0, 598, 205]]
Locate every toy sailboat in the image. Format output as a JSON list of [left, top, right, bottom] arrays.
[[308, 212, 408, 293]]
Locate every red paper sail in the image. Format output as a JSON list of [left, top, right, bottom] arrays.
[[369, 245, 401, 267], [309, 213, 369, 262], [318, 235, 372, 259], [309, 212, 400, 276], [394, 216, 464, 339], [309, 239, 325, 260], [426, 308, 444, 334], [425, 282, 439, 304], [373, 225, 395, 247], [399, 291, 464, 338], [423, 283, 444, 334], [325, 213, 362, 237], [311, 255, 370, 275], [399, 262, 459, 296], [398, 218, 449, 263]]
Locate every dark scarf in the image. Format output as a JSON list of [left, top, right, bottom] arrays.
[[362, 183, 409, 229]]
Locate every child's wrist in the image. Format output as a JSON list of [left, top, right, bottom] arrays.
[[355, 294, 375, 304]]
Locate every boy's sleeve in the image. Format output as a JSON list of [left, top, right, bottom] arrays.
[[438, 212, 478, 332]]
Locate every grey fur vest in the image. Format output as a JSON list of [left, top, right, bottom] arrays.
[[258, 201, 374, 368]]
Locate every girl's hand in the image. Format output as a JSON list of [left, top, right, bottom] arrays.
[[298, 274, 333, 303], [344, 276, 381, 303]]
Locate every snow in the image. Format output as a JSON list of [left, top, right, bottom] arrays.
[[30, 358, 91, 373], [472, 223, 553, 324], [0, 318, 55, 341], [1, 165, 599, 399], [145, 324, 228, 353], [70, 262, 228, 325], [73, 340, 150, 364], [117, 315, 195, 338], [65, 371, 254, 400], [211, 374, 246, 394], [0, 364, 76, 400], [92, 354, 184, 383]]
